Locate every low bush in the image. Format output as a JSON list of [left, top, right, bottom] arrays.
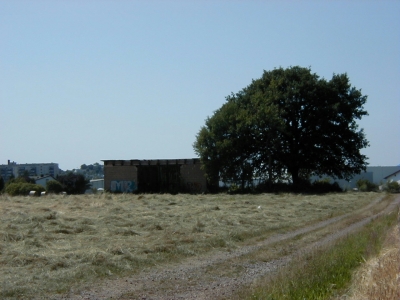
[[56, 173, 90, 194], [255, 178, 342, 194], [5, 182, 45, 196], [46, 180, 64, 194], [312, 179, 342, 193], [384, 180, 400, 193], [356, 179, 378, 192]]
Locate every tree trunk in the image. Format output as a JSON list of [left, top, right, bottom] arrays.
[[268, 156, 273, 189]]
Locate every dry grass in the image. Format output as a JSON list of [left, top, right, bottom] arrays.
[[337, 213, 400, 300], [0, 192, 380, 299]]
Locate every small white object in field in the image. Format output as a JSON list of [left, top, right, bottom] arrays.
[[29, 191, 36, 196], [257, 206, 261, 209]]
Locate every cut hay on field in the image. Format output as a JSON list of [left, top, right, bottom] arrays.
[[0, 192, 380, 298]]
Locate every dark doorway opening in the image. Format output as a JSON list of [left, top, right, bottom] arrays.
[[137, 165, 181, 193]]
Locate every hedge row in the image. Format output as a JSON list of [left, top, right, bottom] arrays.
[[5, 183, 45, 196]]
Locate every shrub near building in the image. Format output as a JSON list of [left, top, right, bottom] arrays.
[[356, 179, 378, 192], [5, 177, 45, 196], [46, 180, 64, 194], [56, 172, 90, 194], [384, 181, 400, 193]]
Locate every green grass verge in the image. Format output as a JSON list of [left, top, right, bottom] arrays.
[[246, 210, 398, 300]]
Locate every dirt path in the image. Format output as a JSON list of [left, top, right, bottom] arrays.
[[54, 195, 400, 300]]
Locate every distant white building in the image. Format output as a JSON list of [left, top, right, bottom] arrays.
[[34, 175, 56, 188], [383, 169, 400, 184], [84, 179, 104, 193], [90, 179, 104, 190], [0, 160, 59, 181]]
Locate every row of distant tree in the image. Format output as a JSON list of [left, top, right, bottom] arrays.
[[0, 172, 90, 196], [0, 162, 101, 196], [59, 162, 104, 180], [0, 173, 91, 196]]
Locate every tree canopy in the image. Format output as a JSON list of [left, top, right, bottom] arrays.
[[4, 177, 45, 196], [194, 66, 369, 190], [56, 172, 90, 194], [46, 180, 64, 194]]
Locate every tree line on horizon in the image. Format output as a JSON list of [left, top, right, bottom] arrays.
[[0, 172, 90, 196]]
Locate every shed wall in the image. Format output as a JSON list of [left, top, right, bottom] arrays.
[[104, 164, 138, 193], [103, 159, 207, 193], [180, 164, 207, 193]]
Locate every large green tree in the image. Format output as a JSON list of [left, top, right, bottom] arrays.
[[194, 66, 369, 188]]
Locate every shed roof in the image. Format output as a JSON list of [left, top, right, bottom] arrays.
[[102, 158, 201, 166]]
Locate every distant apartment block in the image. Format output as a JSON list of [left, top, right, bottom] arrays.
[[0, 160, 60, 181]]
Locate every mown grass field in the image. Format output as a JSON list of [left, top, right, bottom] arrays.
[[0, 192, 382, 299]]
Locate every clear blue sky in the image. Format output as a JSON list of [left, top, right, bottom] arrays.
[[1, 1, 399, 171]]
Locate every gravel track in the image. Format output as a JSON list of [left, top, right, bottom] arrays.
[[54, 195, 400, 300]]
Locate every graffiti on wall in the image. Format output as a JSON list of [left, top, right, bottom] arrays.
[[111, 181, 137, 193]]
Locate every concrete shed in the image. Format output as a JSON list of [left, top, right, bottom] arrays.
[[102, 158, 209, 193]]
